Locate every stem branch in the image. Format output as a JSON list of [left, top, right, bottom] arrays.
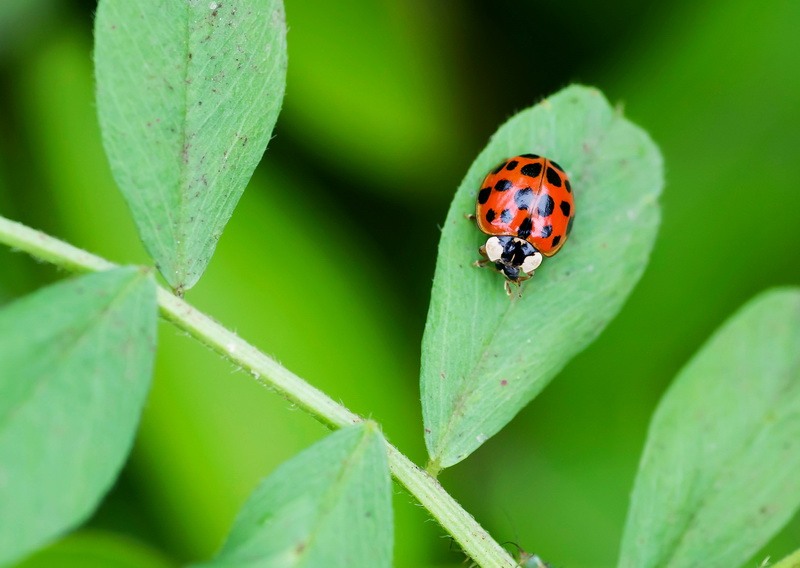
[[0, 214, 517, 568]]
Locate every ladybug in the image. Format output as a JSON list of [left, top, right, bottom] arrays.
[[473, 154, 574, 295]]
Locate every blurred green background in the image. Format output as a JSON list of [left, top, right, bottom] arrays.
[[1, 1, 798, 567]]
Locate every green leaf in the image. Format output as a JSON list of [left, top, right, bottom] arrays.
[[619, 288, 800, 568], [421, 85, 663, 468], [773, 548, 800, 568], [11, 531, 175, 568], [194, 423, 392, 568], [0, 268, 157, 566], [94, 0, 287, 292]]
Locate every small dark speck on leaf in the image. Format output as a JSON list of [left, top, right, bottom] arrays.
[[425, 428, 431, 434], [501, 380, 508, 386], [188, 52, 193, 59], [295, 542, 306, 554], [197, 101, 203, 106], [440, 372, 446, 379], [111, 25, 116, 30]]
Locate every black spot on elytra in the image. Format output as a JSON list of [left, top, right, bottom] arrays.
[[567, 216, 575, 235], [537, 194, 555, 217], [500, 209, 514, 223], [549, 160, 564, 172], [514, 187, 533, 210], [478, 187, 492, 204], [485, 209, 496, 223], [541, 224, 553, 238], [519, 153, 540, 159], [560, 201, 571, 217], [492, 162, 507, 174], [545, 167, 562, 187], [520, 163, 542, 178], [552, 235, 562, 247], [506, 160, 519, 171], [517, 217, 532, 239], [565, 179, 572, 193], [494, 179, 512, 192]]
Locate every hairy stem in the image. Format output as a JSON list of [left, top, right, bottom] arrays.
[[0, 214, 517, 568]]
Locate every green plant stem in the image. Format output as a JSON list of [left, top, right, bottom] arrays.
[[0, 214, 517, 568]]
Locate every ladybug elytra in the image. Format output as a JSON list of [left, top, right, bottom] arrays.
[[473, 154, 574, 295]]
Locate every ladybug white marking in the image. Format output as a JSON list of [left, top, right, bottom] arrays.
[[521, 251, 542, 274], [484, 236, 504, 262]]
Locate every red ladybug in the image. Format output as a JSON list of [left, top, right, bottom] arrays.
[[474, 154, 574, 295]]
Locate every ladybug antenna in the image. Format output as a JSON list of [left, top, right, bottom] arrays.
[[501, 541, 524, 555]]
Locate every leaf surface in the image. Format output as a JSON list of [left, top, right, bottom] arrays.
[[0, 268, 157, 566], [195, 423, 392, 568], [95, 0, 287, 291], [619, 289, 800, 568], [422, 85, 663, 468]]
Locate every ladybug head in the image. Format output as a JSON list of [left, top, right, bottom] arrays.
[[483, 236, 542, 282]]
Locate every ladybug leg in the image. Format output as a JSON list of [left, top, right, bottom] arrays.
[[512, 273, 533, 298], [464, 213, 477, 221], [473, 244, 491, 268]]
